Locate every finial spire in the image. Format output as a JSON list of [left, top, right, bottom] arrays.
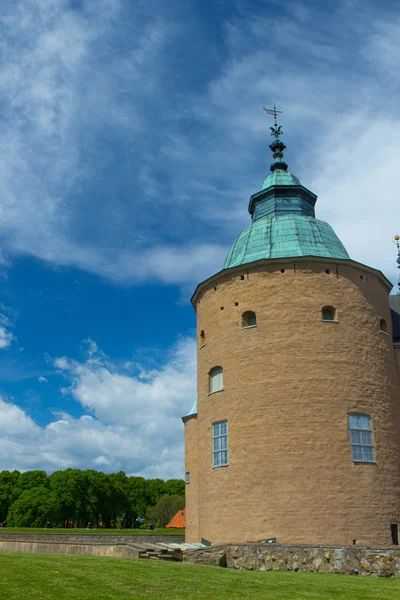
[[395, 235, 400, 293], [263, 104, 288, 173], [263, 104, 283, 138]]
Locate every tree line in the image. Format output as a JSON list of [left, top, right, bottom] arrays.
[[0, 469, 185, 528]]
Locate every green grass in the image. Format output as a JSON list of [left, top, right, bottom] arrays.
[[0, 554, 398, 600], [0, 527, 184, 535]]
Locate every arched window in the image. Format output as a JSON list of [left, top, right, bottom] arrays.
[[322, 306, 336, 321], [380, 319, 388, 333], [209, 366, 223, 394], [242, 311, 257, 328]]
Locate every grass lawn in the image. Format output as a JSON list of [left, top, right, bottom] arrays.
[[0, 527, 184, 536], [0, 554, 399, 600]]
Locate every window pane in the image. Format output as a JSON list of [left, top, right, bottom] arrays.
[[350, 430, 361, 444], [247, 314, 256, 326], [212, 423, 218, 437], [220, 421, 227, 435], [351, 445, 362, 461], [358, 416, 371, 431], [210, 368, 223, 393], [221, 451, 228, 465], [348, 415, 358, 429], [213, 437, 221, 451], [360, 431, 372, 445], [348, 414, 371, 431], [362, 446, 375, 462], [322, 308, 333, 320]]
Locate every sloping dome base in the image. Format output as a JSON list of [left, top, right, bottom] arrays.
[[224, 214, 349, 269]]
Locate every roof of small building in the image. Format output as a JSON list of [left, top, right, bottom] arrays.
[[165, 509, 185, 528]]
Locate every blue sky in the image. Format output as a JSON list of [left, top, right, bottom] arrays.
[[0, 0, 399, 478]]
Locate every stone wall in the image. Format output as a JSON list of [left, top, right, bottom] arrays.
[[183, 543, 400, 577], [0, 539, 141, 559]]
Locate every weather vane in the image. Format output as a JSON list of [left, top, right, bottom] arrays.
[[263, 104, 283, 139]]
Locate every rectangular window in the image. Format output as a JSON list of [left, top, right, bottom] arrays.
[[348, 414, 375, 463], [212, 420, 228, 467], [185, 472, 190, 484]]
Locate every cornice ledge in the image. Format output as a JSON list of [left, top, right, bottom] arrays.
[[191, 256, 392, 308]]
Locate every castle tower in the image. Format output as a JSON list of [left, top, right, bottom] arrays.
[[183, 112, 400, 546]]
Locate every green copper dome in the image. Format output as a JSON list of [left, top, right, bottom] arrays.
[[224, 122, 350, 269], [261, 169, 301, 190], [224, 214, 349, 268]]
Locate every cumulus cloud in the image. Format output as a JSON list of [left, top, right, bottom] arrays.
[[38, 376, 48, 384], [0, 337, 196, 477]]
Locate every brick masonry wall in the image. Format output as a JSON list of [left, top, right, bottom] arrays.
[[183, 416, 199, 542], [185, 258, 400, 545]]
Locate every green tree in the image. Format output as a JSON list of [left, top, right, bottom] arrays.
[[0, 471, 20, 521], [107, 472, 128, 526], [147, 495, 185, 528], [7, 486, 60, 527], [164, 479, 185, 497], [49, 469, 87, 526], [146, 478, 165, 506], [124, 476, 149, 527]]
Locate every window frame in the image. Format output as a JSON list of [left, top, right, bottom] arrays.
[[209, 366, 224, 394], [185, 471, 191, 484], [379, 319, 388, 334], [321, 306, 338, 323], [212, 420, 229, 468], [348, 414, 376, 463], [242, 311, 257, 328]]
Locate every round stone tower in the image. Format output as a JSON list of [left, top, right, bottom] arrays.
[[183, 116, 400, 546]]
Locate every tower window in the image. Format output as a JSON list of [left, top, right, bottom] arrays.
[[322, 306, 337, 322], [212, 420, 228, 467], [380, 319, 388, 334], [348, 414, 375, 463], [242, 311, 257, 328], [209, 366, 224, 394], [185, 472, 191, 484], [200, 330, 205, 339]]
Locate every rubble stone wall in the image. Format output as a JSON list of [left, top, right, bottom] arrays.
[[183, 543, 400, 577]]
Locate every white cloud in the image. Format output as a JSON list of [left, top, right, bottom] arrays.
[[0, 0, 398, 290], [0, 337, 196, 477], [0, 306, 17, 350], [38, 376, 48, 384], [0, 327, 14, 350]]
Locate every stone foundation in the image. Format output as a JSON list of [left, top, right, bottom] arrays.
[[183, 543, 400, 577], [0, 539, 141, 559]]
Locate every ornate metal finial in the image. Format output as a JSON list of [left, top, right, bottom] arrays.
[[395, 235, 400, 293], [263, 104, 283, 139], [263, 104, 287, 172]]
